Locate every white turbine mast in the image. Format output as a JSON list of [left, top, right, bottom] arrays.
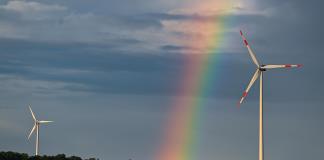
[[238, 30, 302, 160], [28, 105, 53, 156]]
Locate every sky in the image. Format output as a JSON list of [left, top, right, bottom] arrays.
[[0, 0, 323, 160]]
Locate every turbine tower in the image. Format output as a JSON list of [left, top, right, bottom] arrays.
[[28, 105, 53, 156], [238, 30, 301, 160]]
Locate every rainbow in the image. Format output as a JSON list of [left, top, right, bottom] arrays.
[[155, 1, 233, 160]]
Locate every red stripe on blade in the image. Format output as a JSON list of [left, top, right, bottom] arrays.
[[297, 64, 303, 67], [242, 92, 248, 97], [244, 40, 248, 46], [240, 30, 243, 36], [285, 64, 292, 68]]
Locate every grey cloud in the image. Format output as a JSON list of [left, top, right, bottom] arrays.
[[160, 45, 184, 51], [0, 1, 165, 44], [0, 38, 185, 96], [144, 12, 194, 21], [117, 15, 163, 29], [0, 1, 67, 13]]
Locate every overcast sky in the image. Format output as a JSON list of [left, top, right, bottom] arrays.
[[0, 0, 323, 160]]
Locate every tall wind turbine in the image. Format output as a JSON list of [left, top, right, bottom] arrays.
[[28, 105, 53, 156], [238, 30, 301, 160]]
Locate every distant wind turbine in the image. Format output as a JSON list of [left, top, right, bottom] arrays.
[[28, 105, 53, 156], [238, 30, 302, 160]]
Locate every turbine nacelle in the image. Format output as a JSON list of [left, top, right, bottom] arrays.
[[259, 66, 266, 72]]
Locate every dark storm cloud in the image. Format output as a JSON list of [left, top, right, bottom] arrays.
[[160, 45, 185, 51], [117, 15, 163, 29], [144, 12, 190, 21], [0, 38, 185, 96], [233, 0, 324, 55]]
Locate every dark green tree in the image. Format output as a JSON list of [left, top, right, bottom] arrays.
[[0, 152, 98, 160]]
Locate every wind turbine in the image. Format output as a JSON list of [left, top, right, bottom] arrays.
[[238, 30, 302, 160], [28, 105, 53, 156]]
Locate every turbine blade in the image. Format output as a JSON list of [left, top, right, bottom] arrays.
[[28, 123, 36, 139], [239, 69, 260, 105], [29, 105, 37, 121], [240, 30, 260, 67], [261, 64, 302, 69], [39, 120, 53, 123]]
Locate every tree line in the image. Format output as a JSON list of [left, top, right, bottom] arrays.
[[0, 151, 98, 160]]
